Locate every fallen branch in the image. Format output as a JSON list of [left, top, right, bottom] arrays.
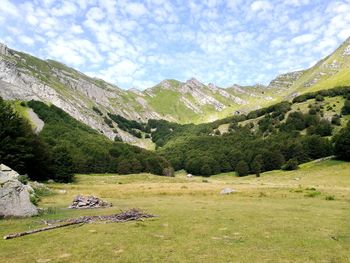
[[4, 221, 79, 240], [4, 209, 155, 240]]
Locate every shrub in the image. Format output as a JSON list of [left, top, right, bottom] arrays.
[[18, 175, 29, 185], [325, 195, 335, 201], [315, 95, 324, 101], [331, 115, 341, 126], [92, 106, 103, 116], [305, 191, 321, 197], [281, 158, 299, 170], [236, 160, 249, 176], [341, 99, 350, 115]]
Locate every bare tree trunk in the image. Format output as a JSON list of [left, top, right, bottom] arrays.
[[3, 221, 81, 240]]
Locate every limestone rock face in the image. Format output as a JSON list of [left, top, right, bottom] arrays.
[[0, 43, 8, 56], [0, 164, 20, 179], [0, 169, 38, 217]]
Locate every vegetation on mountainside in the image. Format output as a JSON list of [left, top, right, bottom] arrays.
[[0, 97, 63, 182], [25, 101, 172, 177], [146, 86, 350, 176], [107, 113, 147, 138]]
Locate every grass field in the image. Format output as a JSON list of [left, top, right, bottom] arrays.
[[1, 160, 350, 262]]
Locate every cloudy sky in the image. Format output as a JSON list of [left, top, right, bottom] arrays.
[[1, 0, 350, 89]]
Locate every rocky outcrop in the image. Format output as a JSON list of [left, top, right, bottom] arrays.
[[343, 45, 350, 56], [0, 164, 20, 179], [69, 195, 112, 209], [0, 165, 38, 217], [267, 70, 304, 91], [0, 43, 8, 56]]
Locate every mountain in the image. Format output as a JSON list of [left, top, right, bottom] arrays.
[[0, 43, 272, 147], [0, 37, 349, 148], [265, 37, 350, 95]]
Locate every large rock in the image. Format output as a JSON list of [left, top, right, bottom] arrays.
[[0, 164, 20, 179], [0, 170, 38, 217]]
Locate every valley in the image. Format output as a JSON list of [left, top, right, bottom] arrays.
[[1, 2, 350, 263], [1, 160, 349, 262]]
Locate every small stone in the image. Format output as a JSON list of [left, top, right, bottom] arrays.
[[220, 188, 236, 195], [36, 259, 51, 263]]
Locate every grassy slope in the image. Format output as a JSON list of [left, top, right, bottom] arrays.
[[217, 95, 348, 133], [1, 160, 350, 262], [292, 39, 350, 94]]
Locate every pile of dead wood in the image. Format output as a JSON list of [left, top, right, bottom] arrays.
[[4, 209, 155, 240]]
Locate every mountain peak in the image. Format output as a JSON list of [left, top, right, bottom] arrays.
[[185, 77, 205, 88]]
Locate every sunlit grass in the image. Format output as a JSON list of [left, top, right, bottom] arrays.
[[1, 160, 350, 262]]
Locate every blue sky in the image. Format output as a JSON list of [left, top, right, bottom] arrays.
[[1, 0, 350, 89]]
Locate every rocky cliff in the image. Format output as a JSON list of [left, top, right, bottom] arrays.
[[1, 37, 349, 147]]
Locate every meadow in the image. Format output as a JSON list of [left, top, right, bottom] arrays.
[[0, 160, 350, 263]]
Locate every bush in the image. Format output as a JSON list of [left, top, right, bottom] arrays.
[[236, 160, 249, 176], [92, 106, 103, 116], [281, 158, 299, 170], [331, 115, 341, 126], [18, 175, 29, 185], [325, 195, 335, 201], [341, 99, 350, 115]]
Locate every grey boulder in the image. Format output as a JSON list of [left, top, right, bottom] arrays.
[[0, 171, 38, 217]]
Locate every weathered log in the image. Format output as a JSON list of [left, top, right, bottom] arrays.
[[4, 221, 81, 240]]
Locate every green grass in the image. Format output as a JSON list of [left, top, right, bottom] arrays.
[[1, 160, 350, 262], [146, 89, 199, 123]]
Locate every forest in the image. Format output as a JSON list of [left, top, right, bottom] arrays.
[[0, 86, 350, 181]]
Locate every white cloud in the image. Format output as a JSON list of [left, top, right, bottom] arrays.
[[292, 33, 317, 45], [71, 25, 84, 34], [250, 1, 272, 12], [51, 2, 78, 17], [86, 7, 105, 20], [125, 2, 148, 17], [19, 36, 35, 46], [0, 0, 19, 16], [1, 0, 350, 89]]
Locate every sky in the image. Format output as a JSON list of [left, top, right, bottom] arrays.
[[1, 0, 350, 90]]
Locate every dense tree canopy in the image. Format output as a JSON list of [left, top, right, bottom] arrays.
[[0, 97, 52, 181]]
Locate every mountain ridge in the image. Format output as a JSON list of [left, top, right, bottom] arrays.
[[0, 37, 349, 148]]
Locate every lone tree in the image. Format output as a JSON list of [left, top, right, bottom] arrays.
[[251, 154, 263, 177], [236, 160, 249, 177], [334, 122, 350, 161]]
